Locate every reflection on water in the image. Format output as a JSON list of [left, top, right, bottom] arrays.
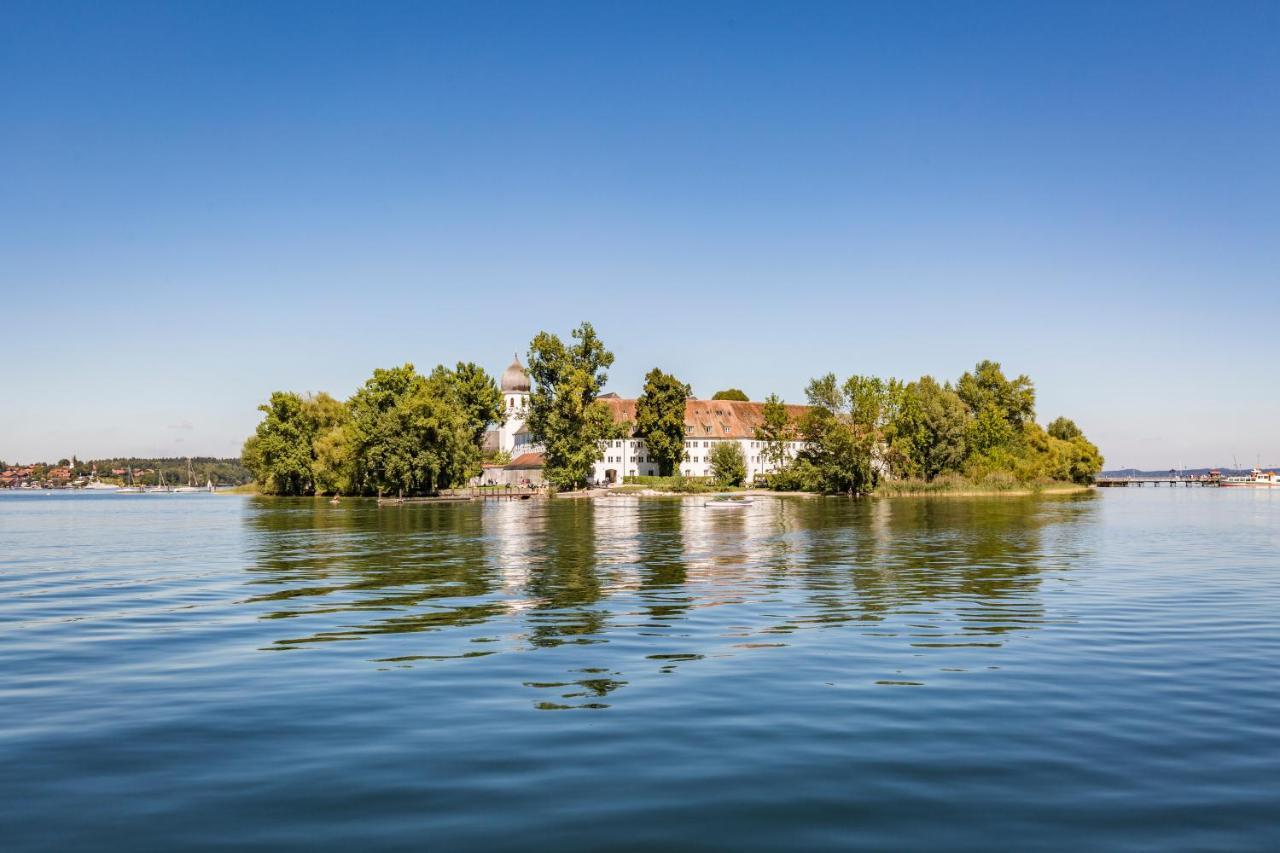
[[243, 494, 1095, 706], [4, 488, 1278, 850]]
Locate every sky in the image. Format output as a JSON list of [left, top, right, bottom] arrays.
[[2, 1, 1277, 469]]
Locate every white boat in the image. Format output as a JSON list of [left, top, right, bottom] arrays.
[[145, 467, 173, 493], [82, 480, 120, 491], [172, 458, 201, 492], [1220, 468, 1280, 488], [705, 497, 753, 508], [116, 466, 145, 493]]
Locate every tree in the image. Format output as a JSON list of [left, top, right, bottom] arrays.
[[242, 391, 322, 495], [1047, 416, 1083, 441], [709, 441, 747, 487], [893, 377, 969, 480], [312, 421, 356, 495], [635, 368, 691, 476], [430, 362, 504, 451], [526, 322, 621, 490], [347, 364, 475, 496], [711, 388, 748, 401], [804, 373, 846, 413], [957, 360, 1036, 431], [754, 393, 794, 470], [794, 406, 874, 495]]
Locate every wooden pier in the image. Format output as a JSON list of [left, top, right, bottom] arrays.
[[377, 486, 545, 505], [1095, 477, 1218, 488]]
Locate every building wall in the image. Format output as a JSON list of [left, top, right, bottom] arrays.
[[590, 436, 803, 484], [491, 365, 818, 485], [497, 390, 530, 453], [471, 465, 545, 487]]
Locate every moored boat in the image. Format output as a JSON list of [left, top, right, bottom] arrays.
[[1220, 468, 1280, 487], [705, 497, 753, 508]]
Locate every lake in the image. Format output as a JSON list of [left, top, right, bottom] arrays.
[[1, 489, 1277, 850]]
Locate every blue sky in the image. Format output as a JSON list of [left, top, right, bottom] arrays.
[[2, 1, 1277, 469]]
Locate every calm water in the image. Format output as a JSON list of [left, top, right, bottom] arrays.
[[1, 490, 1277, 850]]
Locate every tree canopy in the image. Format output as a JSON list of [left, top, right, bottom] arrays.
[[709, 441, 747, 486], [754, 393, 794, 470], [242, 363, 503, 496], [636, 368, 691, 476], [526, 322, 621, 489], [711, 388, 748, 401], [769, 359, 1103, 494]]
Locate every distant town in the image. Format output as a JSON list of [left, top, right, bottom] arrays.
[[0, 458, 251, 490]]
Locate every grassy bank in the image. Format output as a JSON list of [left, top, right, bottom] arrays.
[[873, 474, 1091, 498], [216, 483, 262, 495], [617, 475, 728, 494]]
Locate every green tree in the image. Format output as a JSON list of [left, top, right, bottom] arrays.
[[347, 364, 475, 496], [804, 373, 846, 412], [242, 391, 323, 495], [711, 388, 749, 401], [794, 406, 874, 495], [312, 421, 356, 495], [754, 393, 794, 470], [957, 360, 1036, 431], [1047, 416, 1083, 441], [526, 322, 621, 490], [783, 375, 880, 495], [430, 361, 504, 451], [967, 403, 1016, 457], [709, 441, 747, 487], [893, 377, 969, 480], [636, 368, 691, 476]]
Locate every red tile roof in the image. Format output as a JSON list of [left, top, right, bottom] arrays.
[[597, 398, 810, 439], [506, 452, 545, 469]]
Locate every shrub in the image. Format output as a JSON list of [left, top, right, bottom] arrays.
[[709, 442, 747, 487]]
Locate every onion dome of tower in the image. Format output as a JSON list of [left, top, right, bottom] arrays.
[[501, 354, 530, 392]]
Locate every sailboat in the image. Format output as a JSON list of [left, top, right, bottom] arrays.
[[83, 473, 119, 491], [145, 467, 173, 493], [173, 458, 202, 492], [116, 465, 144, 494]]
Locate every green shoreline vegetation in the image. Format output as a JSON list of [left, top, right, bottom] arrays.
[[240, 322, 1102, 498]]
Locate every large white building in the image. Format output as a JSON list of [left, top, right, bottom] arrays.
[[486, 355, 808, 486]]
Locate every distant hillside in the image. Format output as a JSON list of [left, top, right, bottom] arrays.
[[80, 457, 252, 487]]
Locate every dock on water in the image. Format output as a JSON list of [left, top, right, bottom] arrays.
[[1095, 476, 1218, 488], [377, 486, 544, 505]]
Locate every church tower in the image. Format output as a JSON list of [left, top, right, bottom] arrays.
[[497, 354, 531, 453]]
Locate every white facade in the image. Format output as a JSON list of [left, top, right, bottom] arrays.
[[492, 355, 809, 486], [496, 355, 532, 454], [590, 436, 803, 484]]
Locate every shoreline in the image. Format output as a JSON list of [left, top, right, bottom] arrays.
[[230, 483, 1094, 501]]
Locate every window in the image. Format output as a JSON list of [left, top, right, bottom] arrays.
[[702, 441, 709, 448]]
